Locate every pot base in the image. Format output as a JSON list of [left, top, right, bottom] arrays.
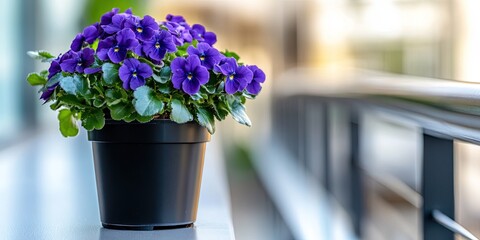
[[102, 222, 194, 231]]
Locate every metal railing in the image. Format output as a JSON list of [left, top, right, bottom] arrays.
[[256, 70, 480, 240]]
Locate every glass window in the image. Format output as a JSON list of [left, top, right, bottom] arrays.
[[0, 0, 21, 142]]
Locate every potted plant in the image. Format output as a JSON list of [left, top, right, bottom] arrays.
[[26, 8, 266, 230]]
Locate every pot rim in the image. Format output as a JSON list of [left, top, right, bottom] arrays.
[[88, 119, 211, 143]]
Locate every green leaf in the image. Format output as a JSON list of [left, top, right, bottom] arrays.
[[93, 98, 105, 108], [81, 108, 105, 131], [105, 88, 125, 106], [192, 39, 199, 47], [109, 102, 134, 120], [190, 93, 203, 101], [152, 66, 171, 83], [216, 81, 225, 93], [102, 63, 120, 85], [213, 97, 230, 121], [59, 75, 88, 96], [27, 73, 47, 86], [228, 99, 251, 127], [133, 86, 164, 116], [202, 84, 216, 94], [50, 100, 62, 110], [27, 50, 56, 62], [123, 112, 137, 122], [91, 39, 99, 51], [243, 92, 256, 99], [170, 99, 193, 124], [46, 73, 63, 88], [196, 106, 215, 134], [58, 95, 87, 108], [58, 109, 79, 137], [176, 42, 190, 57], [39, 70, 49, 78], [223, 50, 240, 61], [136, 114, 153, 123], [158, 83, 172, 94]]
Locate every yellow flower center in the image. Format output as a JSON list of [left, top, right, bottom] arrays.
[[155, 42, 161, 49], [187, 73, 193, 80], [229, 75, 234, 80], [114, 47, 120, 52], [200, 56, 205, 61], [136, 27, 143, 33], [132, 72, 137, 77]]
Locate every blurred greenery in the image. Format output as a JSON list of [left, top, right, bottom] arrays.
[[82, 0, 146, 25], [226, 142, 254, 172]]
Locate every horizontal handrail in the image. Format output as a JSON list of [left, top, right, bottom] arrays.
[[275, 69, 480, 145], [431, 210, 478, 240]]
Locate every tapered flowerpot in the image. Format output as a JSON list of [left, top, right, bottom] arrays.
[[88, 119, 211, 230]]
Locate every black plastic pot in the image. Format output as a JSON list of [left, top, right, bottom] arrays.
[[88, 119, 210, 230]]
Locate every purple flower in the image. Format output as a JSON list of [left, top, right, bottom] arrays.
[[70, 23, 103, 51], [164, 22, 192, 46], [48, 60, 61, 79], [59, 48, 95, 73], [100, 8, 120, 26], [166, 14, 190, 29], [171, 55, 209, 95], [84, 23, 103, 43], [84, 66, 102, 74], [216, 58, 253, 94], [102, 14, 127, 35], [246, 65, 266, 95], [97, 29, 139, 63], [42, 60, 62, 101], [190, 24, 217, 46], [125, 15, 159, 41], [187, 43, 222, 70], [166, 14, 186, 23], [142, 30, 176, 61], [40, 85, 57, 101], [119, 58, 152, 90], [70, 34, 85, 52], [41, 57, 63, 101]]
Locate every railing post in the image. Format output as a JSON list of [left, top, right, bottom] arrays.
[[323, 101, 331, 191], [350, 108, 363, 237], [422, 131, 454, 240]]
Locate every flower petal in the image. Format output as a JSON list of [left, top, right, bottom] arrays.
[[84, 67, 101, 74], [83, 25, 99, 43], [192, 24, 206, 35], [109, 48, 127, 63], [186, 55, 201, 72], [246, 81, 262, 95], [225, 79, 239, 94], [217, 58, 237, 75], [182, 78, 200, 95], [118, 63, 132, 82], [193, 65, 209, 85], [172, 73, 186, 90], [235, 65, 254, 84], [142, 15, 159, 31], [130, 76, 145, 90], [137, 63, 153, 79], [60, 58, 78, 73], [203, 32, 217, 45], [71, 33, 84, 52], [171, 57, 187, 73]]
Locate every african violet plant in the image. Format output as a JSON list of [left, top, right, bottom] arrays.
[[27, 8, 266, 137]]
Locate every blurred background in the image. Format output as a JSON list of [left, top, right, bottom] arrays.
[[3, 0, 480, 239]]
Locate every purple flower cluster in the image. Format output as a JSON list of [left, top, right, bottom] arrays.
[[41, 8, 265, 101]]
